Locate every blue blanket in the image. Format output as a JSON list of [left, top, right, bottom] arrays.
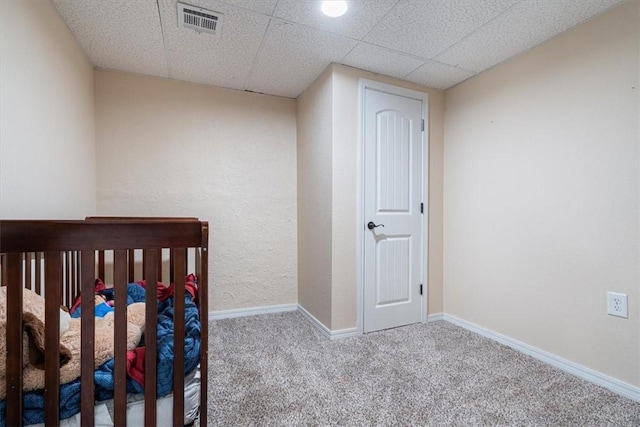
[[0, 282, 201, 426]]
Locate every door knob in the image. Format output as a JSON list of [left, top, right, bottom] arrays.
[[367, 222, 384, 230]]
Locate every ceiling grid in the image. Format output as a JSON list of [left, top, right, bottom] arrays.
[[51, 0, 627, 97]]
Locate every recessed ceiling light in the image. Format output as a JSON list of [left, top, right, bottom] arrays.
[[321, 1, 348, 18]]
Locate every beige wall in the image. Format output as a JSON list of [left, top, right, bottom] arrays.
[[444, 0, 639, 387], [0, 0, 95, 219], [94, 70, 298, 312], [296, 64, 444, 331], [297, 68, 334, 327]]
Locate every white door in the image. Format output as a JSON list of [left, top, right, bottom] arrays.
[[363, 86, 425, 333]]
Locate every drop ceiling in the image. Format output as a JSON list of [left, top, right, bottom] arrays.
[[51, 0, 625, 98]]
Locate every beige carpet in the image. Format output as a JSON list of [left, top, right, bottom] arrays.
[[208, 312, 640, 426]]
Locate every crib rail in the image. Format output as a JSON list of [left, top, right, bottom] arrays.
[[0, 219, 209, 427]]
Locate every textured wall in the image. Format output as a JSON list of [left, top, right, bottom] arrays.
[[95, 70, 298, 311], [296, 68, 334, 328], [0, 0, 95, 219], [331, 64, 445, 330], [444, 0, 639, 386]]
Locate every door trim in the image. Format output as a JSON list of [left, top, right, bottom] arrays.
[[357, 79, 429, 335]]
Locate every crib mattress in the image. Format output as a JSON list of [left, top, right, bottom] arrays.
[[26, 366, 200, 427]]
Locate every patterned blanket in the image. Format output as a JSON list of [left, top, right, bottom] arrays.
[[0, 279, 200, 426], [0, 287, 145, 400]]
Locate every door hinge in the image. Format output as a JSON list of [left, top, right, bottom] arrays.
[[420, 202, 424, 214], [420, 284, 423, 295], [421, 119, 424, 131]]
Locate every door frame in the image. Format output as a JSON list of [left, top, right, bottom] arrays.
[[357, 79, 429, 335]]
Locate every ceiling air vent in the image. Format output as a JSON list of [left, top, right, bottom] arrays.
[[177, 2, 223, 36]]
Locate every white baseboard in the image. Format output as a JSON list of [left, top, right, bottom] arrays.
[[427, 312, 444, 322], [209, 303, 297, 321], [443, 314, 640, 403], [297, 304, 359, 340]]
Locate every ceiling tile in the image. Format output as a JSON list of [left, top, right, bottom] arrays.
[[51, 0, 168, 77], [218, 0, 279, 15], [365, 0, 519, 59], [273, 0, 398, 39], [341, 43, 424, 80], [165, 50, 246, 90], [244, 20, 358, 98], [435, 0, 626, 73], [405, 61, 475, 90], [159, 0, 270, 90]]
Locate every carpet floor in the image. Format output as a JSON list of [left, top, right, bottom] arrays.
[[207, 312, 640, 426]]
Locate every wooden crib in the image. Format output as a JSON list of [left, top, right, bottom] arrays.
[[0, 218, 209, 426]]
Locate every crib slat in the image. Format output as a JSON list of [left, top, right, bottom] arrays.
[[72, 251, 78, 305], [195, 249, 201, 281], [199, 234, 209, 427], [169, 249, 175, 283], [173, 248, 186, 426], [80, 250, 96, 426], [63, 252, 70, 306], [44, 252, 62, 426], [67, 251, 74, 307], [113, 249, 128, 427], [98, 250, 105, 280], [0, 254, 6, 286], [6, 253, 23, 426], [128, 249, 135, 282], [25, 252, 32, 290], [35, 252, 42, 294], [157, 249, 163, 282], [144, 249, 158, 426]]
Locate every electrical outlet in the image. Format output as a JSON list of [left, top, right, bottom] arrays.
[[607, 292, 628, 318]]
